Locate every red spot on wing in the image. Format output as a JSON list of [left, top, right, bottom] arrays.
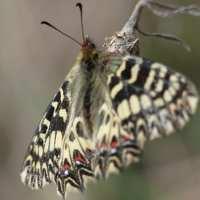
[[96, 135, 108, 149], [96, 142, 108, 149], [110, 136, 118, 148], [63, 163, 70, 170], [74, 151, 86, 164], [62, 159, 71, 170], [121, 134, 134, 141]]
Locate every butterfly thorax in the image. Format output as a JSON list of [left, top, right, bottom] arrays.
[[64, 39, 105, 137]]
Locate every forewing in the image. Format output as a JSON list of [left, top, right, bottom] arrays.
[[21, 75, 71, 189], [106, 55, 198, 145]]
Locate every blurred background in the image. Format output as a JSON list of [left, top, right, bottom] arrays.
[[0, 0, 200, 200]]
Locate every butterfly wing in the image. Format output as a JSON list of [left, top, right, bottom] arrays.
[[20, 66, 77, 189], [93, 102, 142, 179], [106, 55, 198, 147]]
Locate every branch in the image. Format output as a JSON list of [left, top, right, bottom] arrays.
[[136, 26, 191, 52], [104, 0, 200, 55], [146, 1, 200, 17]]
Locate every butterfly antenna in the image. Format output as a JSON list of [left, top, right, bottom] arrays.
[[41, 21, 82, 46], [76, 2, 85, 42]]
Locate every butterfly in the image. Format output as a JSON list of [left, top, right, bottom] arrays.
[[20, 4, 199, 200]]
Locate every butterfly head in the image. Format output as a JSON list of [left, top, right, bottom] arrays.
[[82, 37, 95, 50], [80, 37, 98, 61]]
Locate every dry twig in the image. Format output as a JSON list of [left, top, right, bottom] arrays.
[[104, 0, 200, 55]]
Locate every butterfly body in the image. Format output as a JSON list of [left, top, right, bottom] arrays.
[[21, 37, 198, 198]]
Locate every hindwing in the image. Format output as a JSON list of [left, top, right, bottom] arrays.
[[93, 102, 141, 179], [56, 116, 94, 198]]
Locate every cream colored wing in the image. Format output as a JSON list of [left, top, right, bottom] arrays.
[[106, 55, 198, 146]]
